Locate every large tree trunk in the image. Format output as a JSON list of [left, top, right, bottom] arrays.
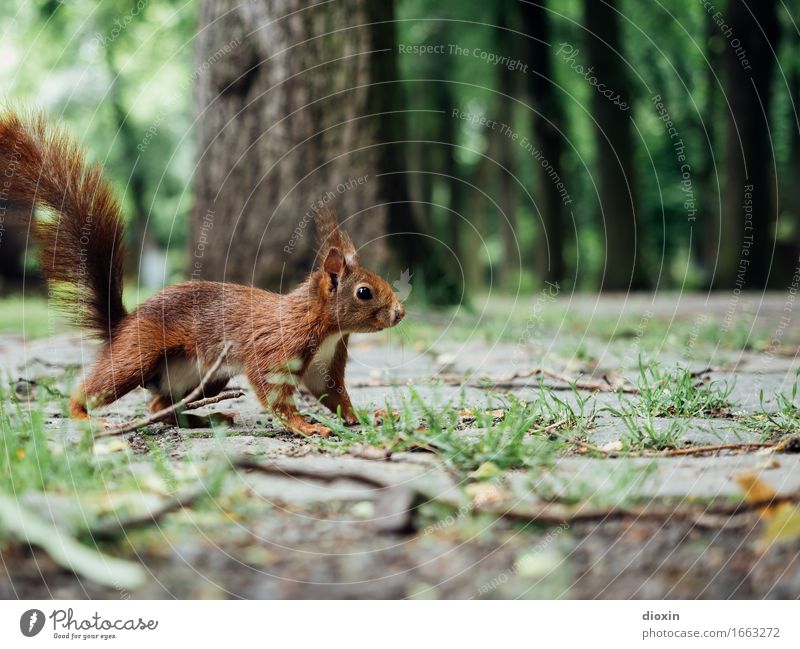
[[437, 81, 482, 293], [189, 0, 390, 290], [788, 57, 800, 260], [439, 83, 463, 269], [696, 16, 723, 282], [716, 0, 780, 288], [492, 6, 519, 290], [522, 0, 567, 286], [584, 0, 646, 290]]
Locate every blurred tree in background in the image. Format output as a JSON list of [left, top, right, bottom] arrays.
[[1, 0, 799, 301], [718, 0, 779, 288], [584, 0, 646, 290], [0, 0, 195, 289], [522, 0, 567, 287], [190, 0, 390, 290]]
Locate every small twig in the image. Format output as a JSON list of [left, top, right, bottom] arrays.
[[89, 454, 395, 539], [461, 367, 640, 393], [233, 457, 389, 489], [570, 439, 610, 457], [764, 435, 800, 454], [477, 367, 540, 384], [89, 488, 206, 540], [31, 357, 82, 370], [342, 366, 719, 392], [95, 342, 234, 438], [349, 377, 405, 388], [657, 441, 775, 457], [469, 491, 800, 529], [538, 368, 640, 393], [182, 389, 246, 411], [528, 418, 568, 436]]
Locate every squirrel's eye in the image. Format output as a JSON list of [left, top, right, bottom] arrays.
[[356, 286, 373, 300]]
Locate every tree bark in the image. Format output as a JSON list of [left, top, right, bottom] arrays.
[[438, 83, 462, 266], [492, 7, 520, 290], [716, 0, 779, 288], [696, 19, 723, 281], [584, 0, 647, 290], [787, 56, 800, 259], [437, 81, 481, 292], [189, 0, 390, 290], [522, 0, 567, 286]]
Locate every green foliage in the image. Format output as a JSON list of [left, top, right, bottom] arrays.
[[745, 377, 800, 441], [600, 362, 734, 450], [0, 380, 166, 588], [316, 385, 594, 474], [633, 361, 733, 417], [1, 0, 195, 265], [0, 492, 146, 588], [613, 407, 687, 451], [0, 294, 59, 337], [2, 386, 84, 494]]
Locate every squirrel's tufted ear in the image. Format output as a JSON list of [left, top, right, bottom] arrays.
[[314, 204, 359, 267], [322, 247, 344, 289]]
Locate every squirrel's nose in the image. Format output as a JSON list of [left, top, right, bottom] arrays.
[[392, 304, 405, 325]]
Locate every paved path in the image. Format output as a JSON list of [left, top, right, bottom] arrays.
[[2, 293, 800, 598]]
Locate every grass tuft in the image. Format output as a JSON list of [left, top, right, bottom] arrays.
[[635, 361, 732, 417]]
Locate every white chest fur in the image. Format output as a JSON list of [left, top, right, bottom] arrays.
[[154, 356, 238, 400], [302, 334, 342, 396]]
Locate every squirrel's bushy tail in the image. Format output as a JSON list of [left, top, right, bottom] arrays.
[[0, 111, 127, 340]]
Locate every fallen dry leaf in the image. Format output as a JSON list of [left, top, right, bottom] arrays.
[[350, 444, 392, 461], [465, 481, 509, 507], [752, 459, 781, 471], [93, 439, 130, 456], [735, 471, 778, 517], [760, 503, 800, 544], [469, 461, 502, 481]]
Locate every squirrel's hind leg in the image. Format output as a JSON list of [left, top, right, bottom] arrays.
[[149, 378, 234, 429], [70, 329, 165, 419], [68, 394, 114, 430]]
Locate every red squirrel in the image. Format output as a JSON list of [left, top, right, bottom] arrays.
[[0, 111, 404, 436]]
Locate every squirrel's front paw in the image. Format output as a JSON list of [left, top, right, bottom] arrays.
[[373, 408, 400, 425], [342, 411, 359, 426], [290, 421, 331, 437], [81, 416, 113, 431]]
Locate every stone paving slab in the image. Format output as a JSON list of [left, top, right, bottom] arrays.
[[526, 455, 800, 500], [586, 416, 759, 447]]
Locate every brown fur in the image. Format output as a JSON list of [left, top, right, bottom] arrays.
[[1, 111, 404, 436], [0, 111, 126, 338]]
